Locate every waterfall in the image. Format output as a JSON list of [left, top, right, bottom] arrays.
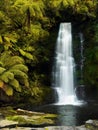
[[52, 23, 79, 105]]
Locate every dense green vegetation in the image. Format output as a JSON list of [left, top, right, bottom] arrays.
[[0, 0, 98, 105]]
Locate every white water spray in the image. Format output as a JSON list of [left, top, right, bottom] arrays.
[[52, 23, 80, 105]]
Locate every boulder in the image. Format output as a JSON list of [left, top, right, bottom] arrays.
[[85, 119, 98, 130]]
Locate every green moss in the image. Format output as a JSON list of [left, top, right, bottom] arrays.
[[0, 106, 17, 117], [85, 123, 97, 130], [7, 116, 26, 123], [6, 114, 56, 125], [0, 107, 57, 125]]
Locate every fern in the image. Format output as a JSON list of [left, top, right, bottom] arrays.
[[0, 51, 24, 67], [10, 69, 28, 78], [24, 52, 33, 60], [11, 64, 28, 73], [24, 46, 35, 52], [19, 49, 25, 56], [9, 79, 21, 92], [19, 78, 29, 87], [5, 56, 24, 67], [0, 71, 14, 83], [0, 67, 6, 74], [0, 61, 3, 66], [0, 51, 29, 96], [3, 85, 13, 96], [0, 32, 18, 51], [0, 35, 3, 43], [23, 78, 29, 87], [13, 0, 45, 26], [19, 49, 33, 60], [0, 51, 11, 65]]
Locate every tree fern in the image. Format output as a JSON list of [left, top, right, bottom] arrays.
[[3, 84, 13, 96], [0, 51, 29, 96], [24, 46, 35, 52], [0, 35, 3, 43], [11, 64, 28, 73], [19, 78, 29, 87], [4, 56, 24, 68], [9, 79, 21, 92], [10, 69, 28, 79], [0, 51, 11, 65], [13, 0, 45, 29], [0, 71, 14, 83], [0, 67, 6, 74], [19, 48, 35, 60]]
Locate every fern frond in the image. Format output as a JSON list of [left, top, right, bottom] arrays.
[[0, 61, 3, 66], [0, 51, 24, 67], [0, 67, 6, 74], [0, 51, 11, 65], [23, 78, 29, 87], [19, 49, 33, 60], [5, 56, 24, 67], [24, 52, 33, 60], [4, 36, 11, 43], [10, 79, 21, 92], [19, 49, 25, 56], [0, 35, 3, 44], [3, 85, 13, 96], [11, 64, 28, 73], [10, 69, 28, 79], [19, 78, 29, 87], [24, 46, 35, 52], [0, 71, 14, 83]]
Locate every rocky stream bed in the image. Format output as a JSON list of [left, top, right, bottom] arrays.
[[0, 107, 98, 130]]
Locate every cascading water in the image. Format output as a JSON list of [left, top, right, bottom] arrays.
[[52, 23, 79, 105]]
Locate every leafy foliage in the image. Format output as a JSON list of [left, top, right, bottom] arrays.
[[0, 51, 29, 96], [47, 0, 97, 22], [83, 22, 98, 87]]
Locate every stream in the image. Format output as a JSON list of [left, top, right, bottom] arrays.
[[34, 103, 98, 126], [33, 87, 98, 126]]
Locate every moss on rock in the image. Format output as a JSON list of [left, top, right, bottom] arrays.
[[0, 107, 57, 126]]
